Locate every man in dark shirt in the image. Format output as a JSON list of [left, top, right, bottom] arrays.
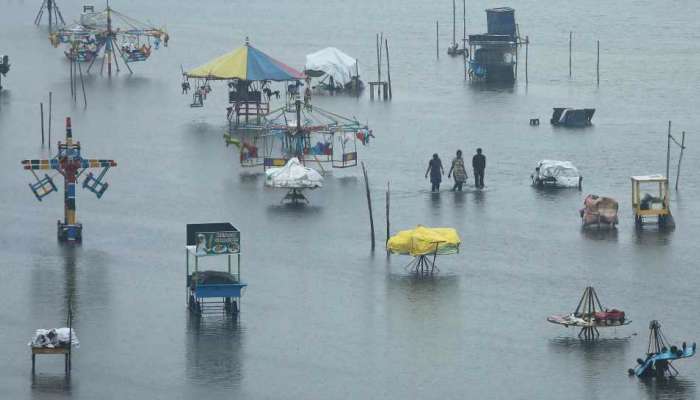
[[472, 148, 486, 189]]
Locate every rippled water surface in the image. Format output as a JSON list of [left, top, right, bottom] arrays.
[[1, 0, 699, 399]]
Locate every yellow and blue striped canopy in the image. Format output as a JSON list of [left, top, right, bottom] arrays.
[[186, 43, 304, 81]]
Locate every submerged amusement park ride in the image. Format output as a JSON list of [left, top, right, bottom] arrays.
[[21, 117, 117, 242], [629, 321, 696, 378], [387, 226, 461, 275], [49, 4, 169, 75], [183, 39, 375, 174], [0, 55, 9, 91], [464, 7, 527, 83], [304, 47, 363, 94], [531, 160, 582, 189], [34, 0, 65, 28], [547, 287, 630, 339], [186, 223, 247, 315]]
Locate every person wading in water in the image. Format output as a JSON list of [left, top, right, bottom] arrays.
[[472, 148, 486, 189], [447, 150, 467, 191], [425, 153, 444, 192]]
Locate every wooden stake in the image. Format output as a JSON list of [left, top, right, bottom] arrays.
[[79, 61, 87, 108], [48, 91, 52, 150], [436, 21, 440, 60], [386, 181, 390, 246], [675, 131, 686, 191], [569, 31, 572, 78], [525, 35, 529, 84], [385, 39, 392, 99], [596, 40, 600, 85], [40, 102, 45, 146], [666, 121, 671, 179], [362, 162, 375, 250]]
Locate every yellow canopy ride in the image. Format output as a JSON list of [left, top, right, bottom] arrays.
[[386, 226, 461, 256]]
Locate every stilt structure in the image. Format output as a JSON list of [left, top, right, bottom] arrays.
[[629, 320, 696, 378], [21, 117, 117, 242], [547, 286, 629, 340], [405, 252, 439, 275], [573, 286, 603, 339], [34, 0, 65, 29]]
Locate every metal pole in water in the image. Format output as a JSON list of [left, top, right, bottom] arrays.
[[385, 181, 390, 247], [48, 91, 52, 150], [40, 102, 45, 146], [525, 36, 529, 85], [569, 31, 572, 78]]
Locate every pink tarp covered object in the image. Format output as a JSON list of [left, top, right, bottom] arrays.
[[580, 194, 619, 226]]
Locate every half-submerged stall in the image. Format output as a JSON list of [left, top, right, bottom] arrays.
[[186, 223, 247, 315], [265, 157, 323, 204], [631, 175, 673, 228], [29, 308, 77, 375], [580, 195, 618, 228]]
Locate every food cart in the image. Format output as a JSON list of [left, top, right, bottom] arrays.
[[186, 223, 247, 315]]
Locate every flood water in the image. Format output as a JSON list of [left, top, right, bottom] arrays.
[[1, 0, 700, 399]]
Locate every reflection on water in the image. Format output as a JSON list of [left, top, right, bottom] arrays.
[[31, 373, 71, 395], [185, 314, 245, 389], [638, 376, 696, 400], [581, 227, 619, 242], [633, 227, 674, 246]]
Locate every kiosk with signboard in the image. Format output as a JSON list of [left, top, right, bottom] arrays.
[[186, 223, 247, 315]]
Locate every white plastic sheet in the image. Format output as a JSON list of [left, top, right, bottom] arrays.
[[265, 158, 323, 189], [305, 47, 359, 86]]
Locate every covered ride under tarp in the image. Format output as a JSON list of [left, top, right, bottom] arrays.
[[265, 157, 323, 189], [387, 226, 461, 256], [532, 160, 582, 188], [186, 42, 305, 81], [305, 47, 359, 88], [580, 194, 619, 227]]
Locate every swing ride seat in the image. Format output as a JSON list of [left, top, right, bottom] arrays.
[[332, 152, 358, 168], [29, 174, 58, 201], [124, 50, 150, 63], [65, 50, 97, 63], [82, 170, 110, 199]]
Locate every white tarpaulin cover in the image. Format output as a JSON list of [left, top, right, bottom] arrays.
[[265, 158, 323, 189], [29, 328, 80, 348], [305, 47, 358, 86], [534, 160, 581, 187]]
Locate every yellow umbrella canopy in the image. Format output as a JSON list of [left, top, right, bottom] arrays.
[[387, 226, 461, 256]]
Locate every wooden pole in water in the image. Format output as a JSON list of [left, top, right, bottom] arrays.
[[385, 38, 392, 99], [525, 35, 529, 85], [361, 162, 375, 251], [386, 181, 390, 247], [569, 31, 572, 78], [436, 21, 440, 60], [596, 40, 600, 85], [675, 131, 686, 191], [666, 121, 671, 179], [40, 102, 45, 146], [375, 33, 381, 99], [48, 91, 52, 150], [48, 0, 53, 30], [78, 61, 87, 108]]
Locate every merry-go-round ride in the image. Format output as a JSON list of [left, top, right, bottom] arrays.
[[547, 286, 630, 340], [265, 157, 323, 204], [628, 320, 695, 378], [185, 223, 247, 316], [49, 4, 169, 75], [387, 226, 461, 275]]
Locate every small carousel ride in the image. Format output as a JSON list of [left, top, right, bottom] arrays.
[[547, 286, 630, 340], [183, 39, 304, 121], [387, 226, 461, 275], [186, 223, 247, 316], [629, 320, 695, 378], [49, 4, 169, 75]]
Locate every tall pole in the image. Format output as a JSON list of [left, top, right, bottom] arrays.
[[569, 31, 572, 78], [463, 0, 466, 44], [361, 162, 375, 251], [48, 91, 52, 150], [666, 121, 671, 179], [40, 103, 45, 146], [525, 35, 529, 85], [385, 38, 392, 99], [436, 21, 439, 60], [596, 40, 600, 85], [48, 0, 53, 30], [386, 181, 390, 248], [107, 6, 112, 77], [675, 131, 686, 191]]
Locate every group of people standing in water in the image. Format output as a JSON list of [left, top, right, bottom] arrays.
[[425, 148, 486, 192]]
